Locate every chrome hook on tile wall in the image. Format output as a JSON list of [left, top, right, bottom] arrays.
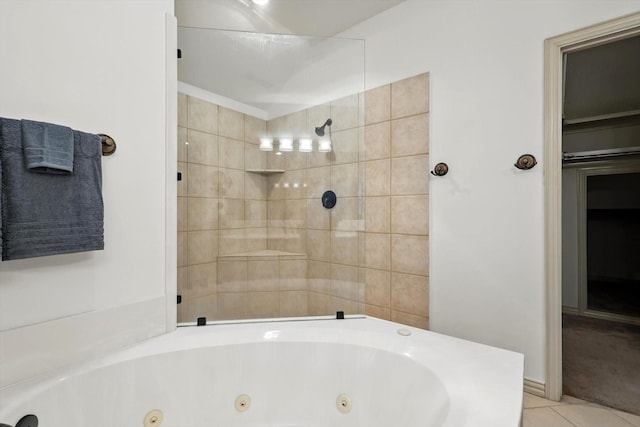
[[514, 154, 537, 170], [431, 162, 449, 176]]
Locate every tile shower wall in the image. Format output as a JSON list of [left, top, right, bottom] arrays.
[[177, 95, 270, 322], [265, 94, 366, 317], [363, 73, 430, 329], [177, 95, 313, 321], [177, 72, 429, 329]]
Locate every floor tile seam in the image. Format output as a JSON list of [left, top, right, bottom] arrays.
[[524, 392, 580, 409], [549, 406, 580, 427], [523, 402, 567, 409], [608, 409, 639, 426], [612, 410, 640, 427], [551, 405, 637, 427]]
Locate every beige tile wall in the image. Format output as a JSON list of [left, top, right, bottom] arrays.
[[363, 73, 430, 329], [178, 95, 315, 323], [264, 93, 366, 317], [178, 94, 274, 322], [177, 72, 430, 329]]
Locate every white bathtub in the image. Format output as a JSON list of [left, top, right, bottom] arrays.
[[0, 316, 523, 426]]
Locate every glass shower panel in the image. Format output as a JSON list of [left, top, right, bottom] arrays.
[[176, 28, 365, 323]]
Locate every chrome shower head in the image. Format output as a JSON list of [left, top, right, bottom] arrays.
[[315, 119, 332, 137]]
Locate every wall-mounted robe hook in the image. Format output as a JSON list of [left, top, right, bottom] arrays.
[[515, 154, 536, 170], [0, 414, 38, 427], [99, 134, 116, 156], [431, 162, 449, 176]]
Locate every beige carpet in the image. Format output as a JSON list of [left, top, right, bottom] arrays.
[[562, 314, 640, 415]]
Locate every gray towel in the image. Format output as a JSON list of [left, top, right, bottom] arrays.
[[21, 119, 74, 174], [0, 117, 104, 261]]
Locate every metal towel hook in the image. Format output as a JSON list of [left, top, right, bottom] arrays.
[[431, 162, 449, 176], [515, 154, 537, 170], [0, 414, 38, 427], [99, 134, 116, 156]]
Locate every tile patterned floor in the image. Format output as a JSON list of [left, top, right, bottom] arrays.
[[523, 393, 640, 427]]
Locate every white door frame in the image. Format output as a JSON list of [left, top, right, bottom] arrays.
[[544, 12, 640, 401]]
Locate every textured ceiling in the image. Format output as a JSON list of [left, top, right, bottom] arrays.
[[176, 0, 405, 118], [175, 0, 405, 37]]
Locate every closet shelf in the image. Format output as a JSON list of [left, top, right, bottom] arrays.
[[245, 169, 285, 175], [563, 109, 640, 125]]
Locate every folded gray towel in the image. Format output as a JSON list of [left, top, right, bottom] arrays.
[[21, 119, 74, 174], [1, 117, 104, 261]]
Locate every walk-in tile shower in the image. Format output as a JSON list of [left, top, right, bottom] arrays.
[[177, 28, 430, 327]]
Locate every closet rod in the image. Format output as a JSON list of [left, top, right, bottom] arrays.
[[563, 146, 640, 161]]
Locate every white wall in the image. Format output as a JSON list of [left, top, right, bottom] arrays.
[[342, 1, 640, 384], [0, 0, 174, 388]]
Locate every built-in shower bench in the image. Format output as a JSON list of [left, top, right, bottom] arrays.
[[215, 250, 310, 318]]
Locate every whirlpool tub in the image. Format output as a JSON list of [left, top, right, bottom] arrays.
[[0, 316, 523, 426]]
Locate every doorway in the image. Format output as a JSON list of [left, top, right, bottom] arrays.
[[561, 160, 640, 414], [581, 168, 640, 321], [544, 12, 640, 403], [560, 31, 640, 412], [563, 161, 640, 324]]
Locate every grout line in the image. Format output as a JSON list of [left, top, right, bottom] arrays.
[[608, 410, 638, 427], [549, 407, 579, 427]]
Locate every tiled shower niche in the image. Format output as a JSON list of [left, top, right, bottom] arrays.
[[177, 72, 429, 329]]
